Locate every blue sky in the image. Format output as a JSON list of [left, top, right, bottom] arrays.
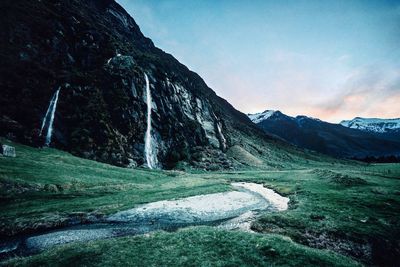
[[117, 0, 400, 122]]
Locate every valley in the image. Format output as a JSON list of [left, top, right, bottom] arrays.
[[1, 0, 399, 266]]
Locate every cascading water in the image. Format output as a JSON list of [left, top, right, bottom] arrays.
[[144, 73, 158, 169], [40, 87, 61, 147], [216, 122, 227, 150]]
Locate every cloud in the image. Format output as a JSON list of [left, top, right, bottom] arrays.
[[307, 65, 400, 121], [190, 48, 400, 122]]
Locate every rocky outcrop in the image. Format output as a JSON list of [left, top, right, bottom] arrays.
[[0, 0, 262, 169]]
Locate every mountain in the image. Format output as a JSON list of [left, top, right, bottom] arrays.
[[248, 110, 400, 158], [340, 117, 400, 133], [0, 0, 329, 170], [248, 110, 276, 124]]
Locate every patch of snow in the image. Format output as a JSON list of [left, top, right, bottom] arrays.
[[248, 110, 276, 123]]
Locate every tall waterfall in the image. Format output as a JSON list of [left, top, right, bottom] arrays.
[[144, 73, 158, 169], [40, 87, 61, 147]]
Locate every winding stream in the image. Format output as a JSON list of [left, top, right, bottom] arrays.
[[0, 183, 289, 260]]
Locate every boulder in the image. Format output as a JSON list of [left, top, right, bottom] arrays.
[[127, 158, 137, 168], [1, 144, 16, 157]]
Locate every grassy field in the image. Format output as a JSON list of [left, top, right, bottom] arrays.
[[1, 139, 399, 266], [0, 139, 230, 236], [5, 228, 361, 267], [207, 168, 400, 266]]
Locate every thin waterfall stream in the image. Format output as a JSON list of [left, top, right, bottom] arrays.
[[144, 73, 158, 169], [40, 87, 61, 147]]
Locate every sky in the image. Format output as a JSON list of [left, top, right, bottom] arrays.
[[117, 0, 400, 122]]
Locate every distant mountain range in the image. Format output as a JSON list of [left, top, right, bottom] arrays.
[[340, 117, 400, 133], [248, 110, 400, 159]]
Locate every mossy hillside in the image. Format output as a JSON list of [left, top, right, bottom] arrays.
[[217, 126, 360, 171]]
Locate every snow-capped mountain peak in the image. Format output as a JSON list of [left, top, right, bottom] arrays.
[[340, 117, 400, 133], [248, 110, 323, 124], [248, 110, 277, 123]]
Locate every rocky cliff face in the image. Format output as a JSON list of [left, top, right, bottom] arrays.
[[0, 0, 259, 169]]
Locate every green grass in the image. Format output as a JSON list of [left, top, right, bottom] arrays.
[[205, 167, 400, 266], [4, 227, 360, 267], [1, 139, 400, 266], [0, 139, 230, 236]]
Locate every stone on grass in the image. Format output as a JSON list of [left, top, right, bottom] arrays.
[[1, 144, 16, 157]]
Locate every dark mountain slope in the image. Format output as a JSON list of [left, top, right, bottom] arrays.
[[249, 110, 400, 158], [0, 0, 325, 169]]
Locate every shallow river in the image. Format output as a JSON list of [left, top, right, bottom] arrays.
[[0, 182, 289, 260]]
